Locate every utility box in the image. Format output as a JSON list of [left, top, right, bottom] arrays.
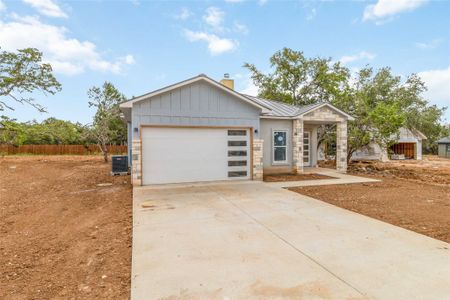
[[111, 155, 129, 175]]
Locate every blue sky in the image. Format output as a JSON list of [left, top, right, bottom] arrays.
[[1, 0, 449, 124]]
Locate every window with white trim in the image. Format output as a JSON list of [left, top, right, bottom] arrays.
[[273, 130, 287, 163]]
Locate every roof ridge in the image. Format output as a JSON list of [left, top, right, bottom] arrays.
[[240, 93, 301, 108]]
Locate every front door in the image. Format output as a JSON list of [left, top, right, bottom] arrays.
[[303, 131, 311, 167]]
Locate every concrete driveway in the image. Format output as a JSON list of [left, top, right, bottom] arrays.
[[131, 181, 450, 300]]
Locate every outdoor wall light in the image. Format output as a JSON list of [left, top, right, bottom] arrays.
[[254, 129, 258, 134], [134, 127, 139, 133]]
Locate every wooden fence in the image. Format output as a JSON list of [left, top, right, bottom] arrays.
[[0, 144, 128, 155]]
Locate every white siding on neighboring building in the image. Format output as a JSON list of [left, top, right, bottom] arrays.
[[350, 128, 425, 161]]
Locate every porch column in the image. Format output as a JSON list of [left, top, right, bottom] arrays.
[[132, 139, 142, 185], [293, 119, 304, 173], [252, 139, 264, 180], [336, 121, 348, 172]]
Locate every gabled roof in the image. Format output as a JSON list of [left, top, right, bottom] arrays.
[[119, 74, 269, 111], [410, 128, 427, 140], [242, 95, 354, 120], [296, 102, 355, 121], [437, 137, 450, 144], [120, 74, 354, 121]]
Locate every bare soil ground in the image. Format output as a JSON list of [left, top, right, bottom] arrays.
[[0, 156, 132, 300], [291, 156, 450, 243], [349, 155, 450, 185], [264, 173, 335, 182]]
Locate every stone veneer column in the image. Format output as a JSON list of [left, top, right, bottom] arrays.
[[132, 139, 142, 185], [292, 119, 304, 173], [336, 121, 348, 173], [252, 139, 264, 180]]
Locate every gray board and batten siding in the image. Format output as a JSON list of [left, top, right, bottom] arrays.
[[130, 81, 262, 140]]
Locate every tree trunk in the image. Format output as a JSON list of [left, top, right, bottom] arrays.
[[103, 145, 109, 163], [347, 149, 355, 164], [97, 143, 109, 162]]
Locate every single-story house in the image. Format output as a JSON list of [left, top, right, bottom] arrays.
[[350, 128, 427, 161], [437, 137, 450, 158], [119, 74, 354, 185]]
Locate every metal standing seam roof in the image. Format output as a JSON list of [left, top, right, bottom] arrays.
[[242, 94, 325, 118], [437, 137, 450, 144]]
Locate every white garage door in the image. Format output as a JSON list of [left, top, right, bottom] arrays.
[[141, 127, 250, 185]]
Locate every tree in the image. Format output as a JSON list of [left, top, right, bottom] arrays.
[[25, 118, 87, 145], [0, 48, 61, 112], [244, 48, 444, 161], [0, 116, 27, 145], [441, 124, 450, 139], [244, 48, 352, 158], [0, 117, 90, 146], [87, 82, 127, 162], [333, 67, 409, 161], [244, 47, 350, 106]]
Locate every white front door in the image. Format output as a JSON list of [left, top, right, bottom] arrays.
[[141, 127, 250, 185], [303, 131, 311, 167]]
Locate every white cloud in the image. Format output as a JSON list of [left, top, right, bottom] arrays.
[[240, 77, 258, 96], [183, 29, 237, 55], [363, 0, 428, 23], [174, 8, 192, 20], [225, 0, 245, 3], [0, 0, 6, 12], [339, 51, 376, 65], [418, 67, 450, 116], [233, 21, 248, 34], [182, 6, 249, 55], [258, 0, 268, 5], [181, 6, 247, 55], [0, 14, 134, 75], [23, 0, 68, 18], [47, 60, 83, 76], [203, 6, 225, 31], [122, 54, 135, 65], [415, 38, 444, 49], [306, 8, 317, 21]]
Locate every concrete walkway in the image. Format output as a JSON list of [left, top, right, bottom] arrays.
[[131, 180, 450, 299], [267, 168, 380, 188]]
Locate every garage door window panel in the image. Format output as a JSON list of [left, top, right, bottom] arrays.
[[228, 140, 247, 147], [228, 171, 247, 177], [228, 160, 247, 166], [228, 130, 247, 136], [228, 150, 247, 157]]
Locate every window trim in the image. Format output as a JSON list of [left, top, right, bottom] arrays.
[[272, 129, 288, 165]]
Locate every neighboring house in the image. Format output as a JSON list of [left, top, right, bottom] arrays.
[[437, 137, 450, 158], [119, 74, 353, 185], [350, 128, 427, 161]]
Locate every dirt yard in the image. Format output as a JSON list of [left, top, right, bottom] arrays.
[[292, 156, 450, 243], [349, 155, 450, 184], [0, 156, 132, 300]]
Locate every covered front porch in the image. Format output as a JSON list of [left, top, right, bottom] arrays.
[[292, 118, 348, 173], [259, 103, 352, 176]]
